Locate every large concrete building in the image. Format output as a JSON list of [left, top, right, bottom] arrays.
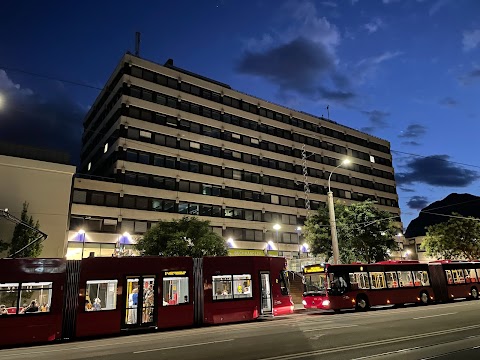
[[0, 143, 75, 258], [67, 53, 401, 259]]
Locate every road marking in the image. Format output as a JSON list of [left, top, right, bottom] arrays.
[[133, 339, 234, 354], [256, 323, 480, 360], [302, 324, 358, 332], [413, 312, 457, 320], [351, 345, 424, 360], [309, 334, 325, 340]]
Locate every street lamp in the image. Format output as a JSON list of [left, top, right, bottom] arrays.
[[78, 229, 86, 259], [296, 226, 302, 258], [273, 224, 281, 254], [327, 158, 350, 265]]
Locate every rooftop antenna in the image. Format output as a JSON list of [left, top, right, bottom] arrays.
[[135, 32, 141, 57], [327, 105, 330, 120]]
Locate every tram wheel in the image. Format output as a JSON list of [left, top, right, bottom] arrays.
[[355, 295, 369, 311], [419, 291, 429, 305]]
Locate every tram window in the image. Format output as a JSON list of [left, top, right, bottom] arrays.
[[0, 283, 19, 315], [451, 269, 465, 284], [85, 280, 117, 311], [163, 276, 189, 305], [413, 271, 430, 286], [397, 271, 414, 287], [466, 269, 478, 282], [349, 272, 369, 289], [17, 282, 53, 314], [233, 275, 252, 299], [369, 272, 386, 289], [385, 272, 399, 288], [212, 275, 233, 300], [279, 271, 289, 296]]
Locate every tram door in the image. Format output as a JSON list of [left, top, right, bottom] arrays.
[[123, 276, 156, 328], [260, 272, 272, 314]]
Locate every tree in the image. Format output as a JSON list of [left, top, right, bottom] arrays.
[[422, 214, 480, 260], [0, 202, 42, 258], [135, 217, 228, 257], [304, 200, 401, 263]]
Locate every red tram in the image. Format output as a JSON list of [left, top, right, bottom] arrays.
[[0, 256, 293, 348]]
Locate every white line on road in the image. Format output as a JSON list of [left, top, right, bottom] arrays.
[[302, 324, 358, 332], [133, 338, 235, 354], [413, 312, 457, 320]]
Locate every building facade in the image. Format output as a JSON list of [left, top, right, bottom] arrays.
[[67, 53, 401, 259], [0, 143, 75, 258]]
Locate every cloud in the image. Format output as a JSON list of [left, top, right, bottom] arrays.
[[463, 29, 480, 52], [364, 18, 384, 34], [429, 0, 450, 16], [439, 96, 458, 106], [400, 187, 416, 193], [237, 1, 355, 104], [396, 155, 478, 187], [398, 124, 427, 139], [407, 196, 430, 210], [361, 110, 391, 129], [0, 69, 85, 164], [459, 67, 480, 85], [383, 0, 400, 3], [355, 51, 403, 84], [321, 1, 337, 7], [401, 141, 422, 146]]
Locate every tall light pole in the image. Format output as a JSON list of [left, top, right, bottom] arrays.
[[327, 158, 350, 265], [78, 229, 86, 259], [296, 226, 302, 258], [273, 224, 281, 254]]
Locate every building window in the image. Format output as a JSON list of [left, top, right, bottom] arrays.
[[72, 190, 87, 204], [370, 155, 375, 163], [140, 130, 152, 139], [85, 280, 117, 311]]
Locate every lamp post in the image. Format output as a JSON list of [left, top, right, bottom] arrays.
[[296, 226, 302, 258], [273, 224, 281, 254], [78, 229, 86, 259], [327, 158, 350, 265]]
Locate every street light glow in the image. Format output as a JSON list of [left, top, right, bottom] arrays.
[[296, 226, 302, 231], [0, 94, 4, 110], [123, 232, 131, 237], [268, 240, 274, 247], [396, 232, 403, 237], [303, 243, 309, 250], [273, 224, 281, 231], [78, 229, 85, 235], [341, 158, 351, 166]]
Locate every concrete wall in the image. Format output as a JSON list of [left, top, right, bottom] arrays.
[[0, 155, 76, 258]]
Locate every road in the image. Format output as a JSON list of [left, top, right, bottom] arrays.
[[2, 300, 480, 359]]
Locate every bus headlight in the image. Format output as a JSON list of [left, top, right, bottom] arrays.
[[302, 300, 307, 306]]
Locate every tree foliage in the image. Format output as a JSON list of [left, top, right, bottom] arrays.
[[135, 217, 228, 257], [422, 214, 480, 260], [0, 202, 42, 258], [305, 200, 401, 263]]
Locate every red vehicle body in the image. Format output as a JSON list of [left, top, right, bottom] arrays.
[[0, 258, 66, 347], [0, 256, 293, 348], [202, 256, 294, 324], [302, 260, 480, 312]]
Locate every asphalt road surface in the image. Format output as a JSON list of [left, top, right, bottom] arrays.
[[2, 300, 480, 359]]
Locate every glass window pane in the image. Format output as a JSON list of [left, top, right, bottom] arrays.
[[163, 276, 189, 305], [85, 280, 118, 311], [19, 282, 53, 313], [233, 275, 252, 299], [212, 275, 233, 300], [0, 283, 19, 314]]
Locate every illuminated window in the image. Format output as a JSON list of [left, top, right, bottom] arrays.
[[104, 143, 108, 153], [163, 274, 189, 306], [87, 162, 92, 171], [369, 272, 386, 289], [85, 280, 117, 311], [370, 155, 375, 163]]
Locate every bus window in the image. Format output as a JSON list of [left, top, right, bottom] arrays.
[[385, 272, 398, 288], [445, 270, 453, 284], [349, 272, 369, 289], [466, 269, 478, 283], [397, 271, 414, 287], [413, 271, 430, 286], [329, 273, 348, 295], [451, 269, 465, 284], [304, 273, 327, 294], [369, 272, 386, 289]]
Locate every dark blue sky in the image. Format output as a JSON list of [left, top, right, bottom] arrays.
[[0, 0, 479, 227]]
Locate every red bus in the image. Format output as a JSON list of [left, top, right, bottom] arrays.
[[302, 261, 435, 311], [302, 260, 480, 312], [0, 255, 293, 348], [0, 258, 66, 347]]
